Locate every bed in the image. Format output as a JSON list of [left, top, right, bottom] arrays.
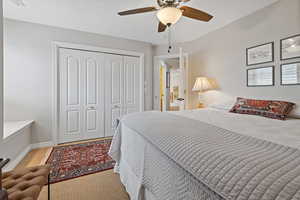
[[109, 108, 300, 200]]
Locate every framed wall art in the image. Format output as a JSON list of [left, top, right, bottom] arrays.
[[246, 42, 274, 66], [281, 62, 300, 85], [247, 66, 274, 87], [280, 34, 300, 60]]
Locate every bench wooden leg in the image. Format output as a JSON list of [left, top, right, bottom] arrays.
[[0, 190, 8, 200], [48, 174, 50, 200], [0, 158, 10, 200]]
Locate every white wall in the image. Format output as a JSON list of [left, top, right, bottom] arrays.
[[4, 18, 153, 144], [0, 0, 4, 154], [154, 0, 300, 108]]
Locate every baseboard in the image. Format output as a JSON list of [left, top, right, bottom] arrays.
[[31, 141, 54, 149], [4, 145, 32, 171]]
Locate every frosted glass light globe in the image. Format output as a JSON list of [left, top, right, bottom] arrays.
[[157, 7, 182, 25]]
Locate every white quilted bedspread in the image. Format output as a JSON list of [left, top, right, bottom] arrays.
[[109, 110, 300, 200]]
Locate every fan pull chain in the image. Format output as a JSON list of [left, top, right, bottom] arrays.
[[168, 25, 172, 53]]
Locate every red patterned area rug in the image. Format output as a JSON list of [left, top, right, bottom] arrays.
[[46, 139, 115, 184]]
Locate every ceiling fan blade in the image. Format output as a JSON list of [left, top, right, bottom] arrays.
[[158, 22, 167, 32], [118, 7, 157, 16], [180, 6, 213, 22]]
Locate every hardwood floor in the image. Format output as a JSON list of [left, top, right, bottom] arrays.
[[16, 139, 130, 200], [15, 147, 52, 170]]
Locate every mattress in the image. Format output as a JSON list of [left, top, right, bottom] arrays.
[[110, 108, 300, 200]]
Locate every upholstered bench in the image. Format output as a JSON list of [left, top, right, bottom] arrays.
[[0, 159, 50, 200]]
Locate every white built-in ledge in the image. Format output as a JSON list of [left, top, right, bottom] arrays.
[[3, 120, 34, 139]]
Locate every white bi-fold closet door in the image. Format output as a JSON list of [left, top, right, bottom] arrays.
[[104, 54, 141, 137], [59, 48, 141, 143]]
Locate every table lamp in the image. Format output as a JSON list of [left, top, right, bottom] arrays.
[[192, 77, 213, 108]]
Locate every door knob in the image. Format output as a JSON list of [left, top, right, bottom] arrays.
[[113, 105, 120, 109], [88, 106, 96, 110]]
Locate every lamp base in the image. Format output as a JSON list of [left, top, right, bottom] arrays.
[[197, 92, 205, 109], [197, 102, 205, 109]]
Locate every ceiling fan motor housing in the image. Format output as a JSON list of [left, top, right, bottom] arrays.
[[157, 0, 181, 7]]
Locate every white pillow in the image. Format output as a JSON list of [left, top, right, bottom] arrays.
[[289, 103, 300, 119], [209, 100, 235, 111]]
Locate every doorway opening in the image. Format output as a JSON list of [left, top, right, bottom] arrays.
[[154, 53, 189, 112], [160, 58, 182, 111]]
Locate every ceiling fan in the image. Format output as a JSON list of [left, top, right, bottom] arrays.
[[118, 0, 213, 33]]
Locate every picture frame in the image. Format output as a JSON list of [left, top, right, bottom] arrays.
[[246, 42, 274, 66], [280, 34, 300, 60], [247, 66, 275, 87], [280, 61, 300, 86]]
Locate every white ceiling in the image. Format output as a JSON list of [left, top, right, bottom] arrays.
[[4, 0, 279, 45]]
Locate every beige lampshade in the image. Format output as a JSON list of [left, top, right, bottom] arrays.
[[192, 77, 213, 92]]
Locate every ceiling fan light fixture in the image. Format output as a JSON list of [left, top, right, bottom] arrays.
[[157, 7, 182, 25]]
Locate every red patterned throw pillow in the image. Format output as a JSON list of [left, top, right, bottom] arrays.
[[230, 97, 295, 120]]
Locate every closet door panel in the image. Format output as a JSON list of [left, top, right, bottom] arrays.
[[86, 110, 97, 131], [124, 56, 141, 115], [85, 58, 98, 133], [59, 49, 83, 143], [67, 110, 80, 133], [82, 52, 105, 140], [67, 57, 80, 106], [111, 61, 122, 105], [86, 58, 97, 105], [59, 48, 105, 143], [105, 54, 124, 137]]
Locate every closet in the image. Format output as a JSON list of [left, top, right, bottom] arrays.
[[58, 48, 141, 143]]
